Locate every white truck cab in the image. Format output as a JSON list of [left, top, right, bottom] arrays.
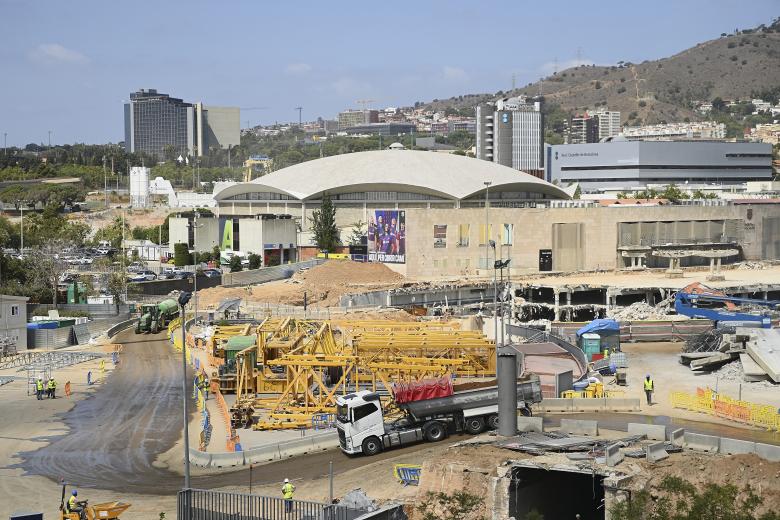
[[335, 391, 387, 455]]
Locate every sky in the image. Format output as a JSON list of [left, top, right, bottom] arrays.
[[0, 0, 778, 146]]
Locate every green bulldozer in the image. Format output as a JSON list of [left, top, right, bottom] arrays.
[[135, 298, 179, 334]]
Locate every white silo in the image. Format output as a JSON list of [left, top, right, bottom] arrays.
[[129, 166, 150, 207]]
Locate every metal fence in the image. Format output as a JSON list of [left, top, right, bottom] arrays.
[[0, 351, 102, 371], [177, 489, 367, 520]]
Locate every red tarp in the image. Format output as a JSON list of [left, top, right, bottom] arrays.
[[393, 377, 453, 404]]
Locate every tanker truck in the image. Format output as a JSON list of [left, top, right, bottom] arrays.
[[135, 298, 179, 334], [335, 374, 542, 456]]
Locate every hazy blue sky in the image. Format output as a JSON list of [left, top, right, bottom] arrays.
[[0, 0, 777, 146]]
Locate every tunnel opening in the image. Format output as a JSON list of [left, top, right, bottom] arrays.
[[509, 466, 605, 520]]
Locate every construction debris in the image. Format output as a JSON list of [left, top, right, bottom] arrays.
[[607, 301, 679, 321]]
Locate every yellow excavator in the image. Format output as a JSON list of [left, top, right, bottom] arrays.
[[58, 483, 130, 520]]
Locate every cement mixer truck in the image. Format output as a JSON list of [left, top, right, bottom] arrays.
[[135, 298, 179, 334], [335, 375, 542, 456]]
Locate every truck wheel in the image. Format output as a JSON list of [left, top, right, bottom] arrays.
[[362, 436, 382, 456], [424, 421, 446, 442], [487, 414, 499, 430], [520, 406, 533, 417], [464, 417, 485, 435]]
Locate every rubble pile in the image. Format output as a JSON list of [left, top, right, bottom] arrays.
[[735, 261, 769, 270], [608, 301, 680, 321]]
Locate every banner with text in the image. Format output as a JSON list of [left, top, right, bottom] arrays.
[[368, 210, 406, 264]]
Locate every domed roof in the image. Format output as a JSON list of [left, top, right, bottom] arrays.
[[215, 150, 569, 201]]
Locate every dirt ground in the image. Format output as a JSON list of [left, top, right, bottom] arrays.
[[619, 342, 780, 423], [197, 260, 406, 309]]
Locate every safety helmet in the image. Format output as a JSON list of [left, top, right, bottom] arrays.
[[72, 490, 78, 496], [284, 478, 289, 483], [646, 374, 651, 378]]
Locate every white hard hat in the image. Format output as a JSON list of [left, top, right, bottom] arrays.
[[284, 478, 289, 483]]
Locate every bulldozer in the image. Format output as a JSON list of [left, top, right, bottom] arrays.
[[58, 483, 130, 520]]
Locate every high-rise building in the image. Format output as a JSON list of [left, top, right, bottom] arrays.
[[591, 110, 621, 140], [124, 89, 194, 159], [566, 113, 599, 144], [476, 96, 544, 176], [124, 89, 240, 160], [338, 109, 379, 130]]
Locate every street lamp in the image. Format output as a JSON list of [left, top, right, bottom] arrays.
[[178, 290, 193, 489], [483, 181, 492, 274], [189, 214, 204, 325], [489, 240, 497, 345]]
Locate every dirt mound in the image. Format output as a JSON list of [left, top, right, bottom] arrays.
[[197, 260, 406, 309]]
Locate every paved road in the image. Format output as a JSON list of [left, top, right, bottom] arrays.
[[18, 328, 780, 496]]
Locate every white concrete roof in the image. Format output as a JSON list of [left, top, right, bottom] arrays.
[[215, 150, 569, 201]]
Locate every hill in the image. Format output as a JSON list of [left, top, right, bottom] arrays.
[[422, 22, 780, 127]]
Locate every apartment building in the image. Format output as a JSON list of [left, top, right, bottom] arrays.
[[476, 96, 544, 176]]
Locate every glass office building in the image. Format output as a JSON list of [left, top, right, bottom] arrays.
[[124, 89, 194, 159]]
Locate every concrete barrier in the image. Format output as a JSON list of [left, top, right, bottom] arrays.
[[559, 418, 598, 436], [517, 416, 544, 433], [244, 432, 338, 466], [538, 398, 573, 412], [754, 442, 780, 462], [719, 437, 757, 456], [627, 423, 667, 441], [646, 442, 669, 462], [669, 428, 685, 447], [606, 443, 624, 467], [538, 398, 640, 413], [188, 449, 213, 468], [683, 432, 720, 453], [210, 450, 245, 468]]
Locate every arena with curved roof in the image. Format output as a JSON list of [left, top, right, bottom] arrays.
[[215, 150, 570, 208]]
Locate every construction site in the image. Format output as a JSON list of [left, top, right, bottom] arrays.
[[2, 256, 779, 520]]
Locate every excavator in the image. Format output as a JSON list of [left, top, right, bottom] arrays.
[[58, 483, 130, 520], [674, 282, 780, 328]]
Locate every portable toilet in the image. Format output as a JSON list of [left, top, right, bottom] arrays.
[[580, 333, 601, 361]]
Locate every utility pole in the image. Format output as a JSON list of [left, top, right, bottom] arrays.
[[177, 291, 193, 489], [3, 133, 6, 155], [295, 107, 303, 127], [483, 181, 491, 274], [103, 155, 108, 208]]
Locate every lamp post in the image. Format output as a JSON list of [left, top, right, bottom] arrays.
[[190, 214, 203, 325], [489, 240, 497, 346], [483, 181, 492, 274], [178, 290, 193, 489]]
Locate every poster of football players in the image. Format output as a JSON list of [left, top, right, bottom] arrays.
[[368, 210, 405, 263]]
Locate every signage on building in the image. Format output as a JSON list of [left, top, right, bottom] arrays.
[[368, 210, 406, 264], [433, 225, 447, 248]]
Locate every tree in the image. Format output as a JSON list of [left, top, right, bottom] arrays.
[[610, 475, 780, 520], [659, 184, 689, 200], [106, 271, 126, 309], [228, 255, 243, 272], [248, 253, 262, 270], [173, 243, 191, 267], [310, 192, 340, 251], [347, 220, 366, 246], [212, 245, 221, 267]]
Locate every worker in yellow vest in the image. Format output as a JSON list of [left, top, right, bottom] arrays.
[[47, 377, 57, 399], [644, 375, 654, 405], [35, 378, 44, 400], [282, 478, 295, 513]]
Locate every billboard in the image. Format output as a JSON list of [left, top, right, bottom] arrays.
[[368, 210, 405, 264]]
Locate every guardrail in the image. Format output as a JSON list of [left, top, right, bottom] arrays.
[[106, 318, 138, 338]]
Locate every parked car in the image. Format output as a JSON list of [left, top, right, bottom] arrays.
[[202, 269, 222, 278], [127, 273, 148, 283], [172, 271, 193, 280], [128, 270, 156, 282]]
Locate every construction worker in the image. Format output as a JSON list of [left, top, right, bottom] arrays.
[[67, 489, 85, 520], [35, 378, 44, 400], [282, 478, 295, 513], [644, 374, 654, 405], [47, 377, 57, 399]]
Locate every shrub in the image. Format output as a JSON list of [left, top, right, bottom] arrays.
[[173, 243, 191, 267], [228, 255, 242, 272], [638, 100, 647, 107], [248, 253, 262, 270]]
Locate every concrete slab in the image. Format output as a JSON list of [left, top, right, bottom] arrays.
[[746, 330, 780, 383], [627, 423, 666, 441], [690, 352, 736, 371], [739, 353, 769, 381]]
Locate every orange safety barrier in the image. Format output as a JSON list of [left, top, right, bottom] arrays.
[[64, 381, 71, 397], [214, 388, 240, 452]]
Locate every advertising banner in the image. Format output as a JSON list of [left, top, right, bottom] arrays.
[[368, 210, 405, 264], [219, 218, 233, 251], [433, 225, 447, 248]]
